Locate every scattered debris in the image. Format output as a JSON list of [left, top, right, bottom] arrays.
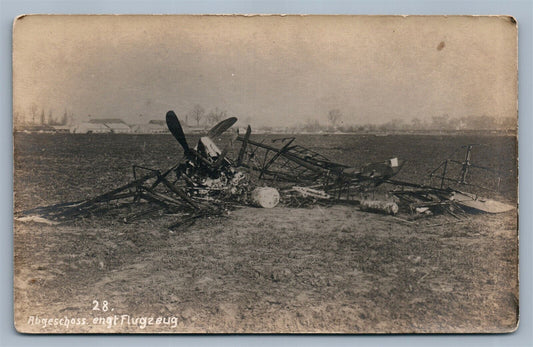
[[359, 200, 399, 215], [15, 110, 516, 229], [251, 187, 280, 208], [14, 215, 59, 225]]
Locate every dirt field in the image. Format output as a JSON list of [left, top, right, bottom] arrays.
[[13, 133, 518, 333]]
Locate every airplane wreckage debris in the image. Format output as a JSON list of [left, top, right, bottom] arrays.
[[16, 111, 515, 229]]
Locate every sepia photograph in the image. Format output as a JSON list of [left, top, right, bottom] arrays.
[[13, 15, 518, 333]]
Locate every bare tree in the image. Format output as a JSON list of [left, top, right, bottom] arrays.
[[30, 103, 38, 124], [40, 109, 46, 125], [327, 109, 342, 128], [499, 116, 517, 130], [189, 104, 205, 127], [411, 117, 423, 130], [207, 107, 228, 125], [14, 111, 21, 126], [466, 115, 496, 130], [431, 114, 450, 129], [61, 109, 68, 126], [67, 112, 74, 126], [304, 118, 321, 132]]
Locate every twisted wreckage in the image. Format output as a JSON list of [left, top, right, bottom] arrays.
[[17, 111, 515, 229]]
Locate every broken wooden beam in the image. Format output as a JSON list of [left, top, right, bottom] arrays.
[[236, 125, 251, 166], [158, 176, 200, 210]]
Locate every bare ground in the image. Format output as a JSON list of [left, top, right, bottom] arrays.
[[14, 205, 518, 333]]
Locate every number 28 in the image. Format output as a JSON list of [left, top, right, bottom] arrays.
[[92, 300, 109, 312]]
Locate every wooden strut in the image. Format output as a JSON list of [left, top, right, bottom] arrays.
[[236, 136, 326, 173], [148, 165, 178, 190], [140, 188, 187, 209], [428, 144, 504, 192], [236, 125, 251, 166], [139, 192, 178, 209], [123, 205, 163, 223], [158, 176, 200, 210], [447, 159, 505, 174], [39, 191, 138, 219], [261, 147, 271, 174], [50, 172, 160, 218], [441, 159, 448, 189], [459, 144, 473, 184], [259, 138, 295, 179], [238, 162, 311, 182]]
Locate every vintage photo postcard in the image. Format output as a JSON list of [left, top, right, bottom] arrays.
[[13, 15, 518, 333]]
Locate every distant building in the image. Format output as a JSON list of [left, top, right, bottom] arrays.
[[51, 125, 70, 133], [146, 120, 168, 133], [88, 118, 131, 133], [105, 122, 131, 133], [131, 120, 168, 134], [71, 122, 110, 134], [15, 124, 55, 133], [148, 120, 166, 126], [89, 118, 125, 124]]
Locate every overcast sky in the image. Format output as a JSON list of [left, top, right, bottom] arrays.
[[13, 15, 517, 127]]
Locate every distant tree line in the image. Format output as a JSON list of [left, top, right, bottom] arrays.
[[186, 104, 231, 127], [294, 110, 516, 133], [183, 106, 515, 133], [16, 103, 516, 133], [19, 103, 72, 126], [374, 114, 516, 132]]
